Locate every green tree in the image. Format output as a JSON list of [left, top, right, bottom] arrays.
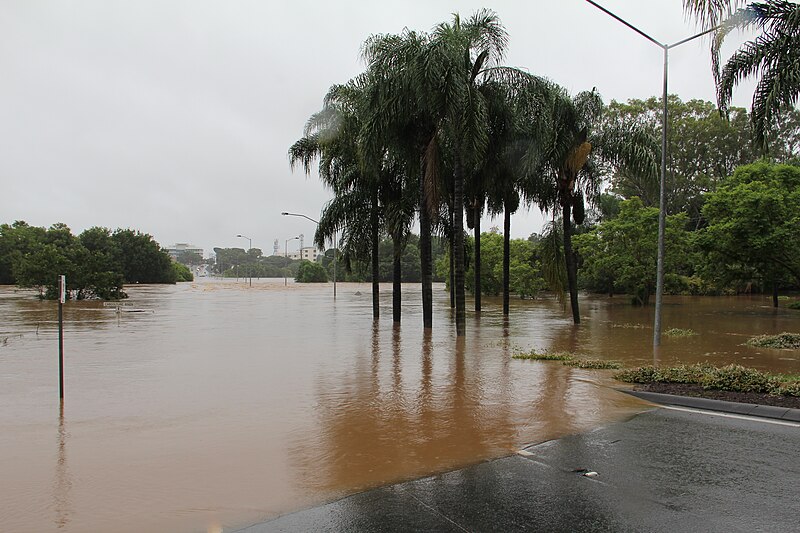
[[295, 260, 329, 283], [172, 262, 194, 282], [574, 198, 691, 305], [608, 96, 757, 226], [700, 161, 800, 305], [111, 229, 175, 284], [176, 250, 203, 266]]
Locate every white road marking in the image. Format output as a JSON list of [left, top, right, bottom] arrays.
[[660, 405, 800, 428]]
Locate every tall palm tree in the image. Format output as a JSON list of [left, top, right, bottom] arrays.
[[362, 29, 438, 329], [289, 78, 384, 319], [364, 11, 511, 336], [684, 0, 800, 153], [428, 10, 512, 336]]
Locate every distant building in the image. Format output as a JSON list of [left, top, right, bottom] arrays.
[[275, 246, 320, 261], [166, 243, 204, 261]]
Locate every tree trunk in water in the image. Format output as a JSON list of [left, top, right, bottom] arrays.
[[772, 281, 779, 308], [454, 156, 466, 337], [419, 157, 433, 329], [449, 207, 455, 309], [371, 191, 380, 320], [503, 207, 511, 316], [393, 235, 402, 323], [474, 203, 481, 313], [562, 202, 580, 324]]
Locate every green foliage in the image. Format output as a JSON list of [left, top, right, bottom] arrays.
[[746, 332, 800, 349], [788, 301, 800, 310], [0, 221, 177, 299], [701, 364, 780, 394], [112, 229, 175, 284], [295, 260, 328, 283], [616, 362, 800, 396], [608, 96, 758, 225], [563, 359, 622, 369], [512, 350, 574, 361], [172, 262, 193, 282], [574, 197, 691, 304], [176, 250, 203, 266], [699, 162, 800, 290]]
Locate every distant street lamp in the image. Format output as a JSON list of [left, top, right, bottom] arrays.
[[585, 0, 718, 347], [281, 212, 337, 299], [236, 234, 253, 287], [285, 236, 300, 286]]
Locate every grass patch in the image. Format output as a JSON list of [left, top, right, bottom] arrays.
[[787, 301, 800, 310], [664, 328, 697, 337], [513, 350, 574, 361], [746, 332, 800, 350], [615, 363, 800, 396], [563, 359, 622, 370]]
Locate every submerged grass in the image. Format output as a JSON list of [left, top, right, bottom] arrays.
[[746, 332, 800, 349], [563, 359, 622, 370], [615, 363, 800, 396], [513, 350, 621, 369], [513, 350, 574, 361], [664, 328, 697, 337]]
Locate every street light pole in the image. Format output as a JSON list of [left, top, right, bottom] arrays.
[[281, 212, 337, 299], [284, 236, 299, 286], [236, 234, 253, 287], [584, 0, 717, 347]]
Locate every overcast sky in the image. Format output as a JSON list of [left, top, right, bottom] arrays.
[[0, 0, 755, 257]]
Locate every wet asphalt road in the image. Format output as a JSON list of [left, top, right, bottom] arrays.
[[237, 407, 800, 532]]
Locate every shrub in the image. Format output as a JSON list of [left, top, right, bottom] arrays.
[[777, 382, 800, 397], [787, 301, 800, 310], [295, 260, 328, 283], [701, 364, 780, 394], [614, 364, 715, 384], [746, 333, 800, 349]]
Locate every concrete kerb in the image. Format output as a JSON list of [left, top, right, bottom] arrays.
[[621, 389, 800, 422]]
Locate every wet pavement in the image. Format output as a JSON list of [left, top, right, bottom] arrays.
[[238, 406, 800, 532]]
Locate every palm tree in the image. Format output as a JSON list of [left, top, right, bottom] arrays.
[[362, 29, 438, 329], [531, 88, 658, 324], [289, 78, 384, 319], [364, 11, 511, 336], [427, 10, 513, 336], [684, 0, 800, 153]]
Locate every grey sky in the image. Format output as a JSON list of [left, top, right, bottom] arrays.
[[0, 0, 755, 257]]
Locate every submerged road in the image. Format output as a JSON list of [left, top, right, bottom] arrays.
[[237, 406, 800, 532]]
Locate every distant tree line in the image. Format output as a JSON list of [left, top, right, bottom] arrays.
[[0, 221, 190, 300]]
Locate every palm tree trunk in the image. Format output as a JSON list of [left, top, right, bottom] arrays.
[[562, 201, 580, 324], [419, 157, 433, 329], [474, 203, 481, 313], [449, 206, 455, 308], [454, 155, 466, 337], [371, 190, 380, 320], [393, 234, 402, 323], [772, 281, 779, 308], [503, 206, 511, 316]]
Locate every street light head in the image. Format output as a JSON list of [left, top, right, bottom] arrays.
[[281, 212, 289, 216], [236, 234, 243, 238]]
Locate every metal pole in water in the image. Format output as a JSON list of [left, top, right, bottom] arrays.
[[58, 274, 65, 401]]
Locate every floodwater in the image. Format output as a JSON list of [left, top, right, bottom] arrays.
[[0, 280, 797, 533]]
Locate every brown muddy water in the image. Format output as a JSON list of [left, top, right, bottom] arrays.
[[0, 280, 797, 532]]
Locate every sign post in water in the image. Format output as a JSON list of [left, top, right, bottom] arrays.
[[58, 275, 65, 401]]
